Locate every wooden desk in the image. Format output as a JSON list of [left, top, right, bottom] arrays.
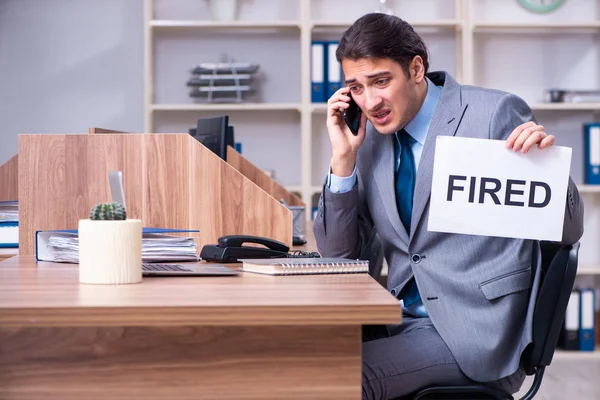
[[0, 256, 400, 399], [0, 248, 17, 261]]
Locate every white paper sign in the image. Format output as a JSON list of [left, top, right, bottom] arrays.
[[428, 136, 572, 241]]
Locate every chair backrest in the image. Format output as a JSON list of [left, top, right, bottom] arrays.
[[360, 229, 385, 281], [522, 241, 579, 373]]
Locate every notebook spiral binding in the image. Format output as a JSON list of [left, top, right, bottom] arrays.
[[277, 259, 368, 275]]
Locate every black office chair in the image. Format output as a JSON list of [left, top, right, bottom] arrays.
[[409, 241, 580, 400], [360, 228, 385, 282]]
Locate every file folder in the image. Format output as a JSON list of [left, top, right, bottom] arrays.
[[583, 123, 600, 184], [311, 41, 326, 103], [560, 290, 580, 350], [0, 221, 18, 248], [579, 288, 596, 351], [325, 41, 342, 99], [35, 227, 199, 262]]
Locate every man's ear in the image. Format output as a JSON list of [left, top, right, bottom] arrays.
[[410, 56, 425, 83]]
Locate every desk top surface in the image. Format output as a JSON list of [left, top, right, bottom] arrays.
[[0, 248, 17, 259], [0, 256, 400, 328]]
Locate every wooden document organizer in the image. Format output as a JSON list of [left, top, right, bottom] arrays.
[[16, 133, 295, 255], [0, 154, 18, 201]]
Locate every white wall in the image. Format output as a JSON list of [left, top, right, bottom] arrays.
[[0, 0, 144, 164]]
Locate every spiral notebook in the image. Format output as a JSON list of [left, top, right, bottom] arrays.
[[239, 257, 369, 276]]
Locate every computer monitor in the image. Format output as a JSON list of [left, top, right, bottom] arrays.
[[226, 125, 235, 149], [188, 115, 229, 161]]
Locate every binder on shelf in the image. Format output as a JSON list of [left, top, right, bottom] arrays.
[[560, 290, 580, 350], [579, 288, 596, 351], [325, 41, 341, 99], [596, 307, 600, 345], [583, 123, 600, 184], [311, 41, 326, 103]]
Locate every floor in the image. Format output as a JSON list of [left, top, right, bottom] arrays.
[[514, 358, 600, 399]]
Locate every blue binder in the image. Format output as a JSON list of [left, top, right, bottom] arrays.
[[311, 41, 326, 103], [325, 41, 342, 99], [579, 288, 596, 351], [0, 221, 18, 248], [583, 123, 600, 184]]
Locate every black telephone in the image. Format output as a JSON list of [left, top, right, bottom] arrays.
[[343, 93, 362, 136], [200, 235, 290, 263]]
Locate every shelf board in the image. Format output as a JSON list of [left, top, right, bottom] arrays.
[[150, 20, 301, 29], [152, 103, 301, 112], [312, 19, 461, 30], [311, 103, 328, 113], [474, 22, 600, 31], [578, 184, 600, 194], [285, 185, 302, 193], [531, 102, 600, 111], [554, 349, 600, 360], [312, 103, 600, 114], [577, 265, 600, 275], [286, 186, 322, 195]]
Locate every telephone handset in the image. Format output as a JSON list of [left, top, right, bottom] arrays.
[[200, 235, 290, 263]]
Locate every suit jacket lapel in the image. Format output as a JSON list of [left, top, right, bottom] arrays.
[[372, 132, 410, 245], [410, 72, 468, 238]]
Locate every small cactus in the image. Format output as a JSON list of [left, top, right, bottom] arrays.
[[90, 202, 127, 220]]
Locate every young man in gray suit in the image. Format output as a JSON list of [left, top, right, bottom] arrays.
[[313, 13, 584, 400]]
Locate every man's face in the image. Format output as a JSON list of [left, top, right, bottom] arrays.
[[341, 57, 424, 135]]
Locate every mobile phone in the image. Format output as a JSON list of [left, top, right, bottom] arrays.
[[343, 93, 362, 136]]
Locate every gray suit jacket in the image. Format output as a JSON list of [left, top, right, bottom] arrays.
[[313, 71, 584, 382]]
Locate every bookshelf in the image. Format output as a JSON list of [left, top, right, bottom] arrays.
[[143, 0, 599, 376], [143, 0, 600, 208], [144, 0, 600, 263]]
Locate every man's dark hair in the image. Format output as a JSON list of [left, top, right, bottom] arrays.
[[336, 13, 430, 78]]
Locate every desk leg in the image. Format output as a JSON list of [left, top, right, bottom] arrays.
[[0, 325, 362, 400]]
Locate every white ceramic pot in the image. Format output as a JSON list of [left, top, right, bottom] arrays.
[[78, 219, 143, 284], [209, 0, 237, 21]]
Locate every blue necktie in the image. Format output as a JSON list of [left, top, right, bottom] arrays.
[[394, 129, 415, 233], [394, 130, 422, 309]]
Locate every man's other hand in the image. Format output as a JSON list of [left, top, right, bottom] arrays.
[[505, 121, 555, 154]]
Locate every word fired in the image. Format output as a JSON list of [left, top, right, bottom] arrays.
[[429, 136, 572, 241]]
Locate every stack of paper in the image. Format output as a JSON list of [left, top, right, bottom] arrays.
[[38, 231, 198, 263], [0, 200, 18, 222]]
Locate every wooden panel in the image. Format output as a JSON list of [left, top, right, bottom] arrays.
[[0, 257, 401, 327], [0, 154, 18, 201], [228, 146, 304, 206], [0, 325, 361, 400], [18, 135, 146, 254], [144, 134, 192, 229], [17, 133, 294, 255], [18, 135, 68, 254], [88, 127, 128, 134]]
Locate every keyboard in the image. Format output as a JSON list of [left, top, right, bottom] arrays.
[[142, 263, 192, 272]]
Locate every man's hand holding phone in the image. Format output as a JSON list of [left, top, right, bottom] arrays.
[[326, 87, 367, 177]]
